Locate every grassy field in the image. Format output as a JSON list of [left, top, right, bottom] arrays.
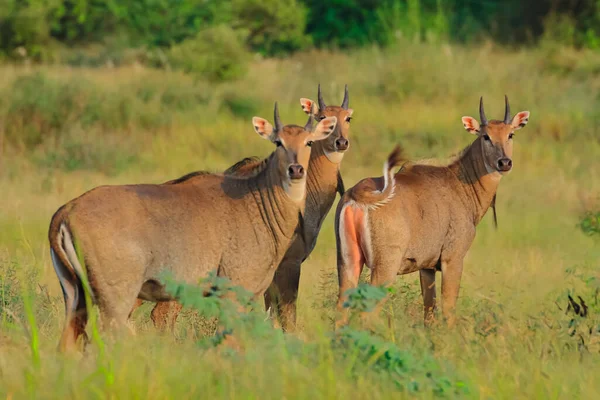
[[1, 41, 599, 398]]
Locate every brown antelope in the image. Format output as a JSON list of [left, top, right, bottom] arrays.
[[142, 85, 354, 332], [49, 104, 338, 351], [335, 96, 529, 326]]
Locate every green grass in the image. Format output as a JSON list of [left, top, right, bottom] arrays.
[[0, 40, 599, 398]]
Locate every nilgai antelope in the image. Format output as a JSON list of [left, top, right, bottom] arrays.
[[49, 104, 338, 351], [143, 85, 354, 331], [335, 96, 529, 326]]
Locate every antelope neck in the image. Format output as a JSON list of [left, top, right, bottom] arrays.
[[450, 138, 502, 225]]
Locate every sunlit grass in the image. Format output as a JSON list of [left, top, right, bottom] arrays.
[[0, 40, 599, 398]]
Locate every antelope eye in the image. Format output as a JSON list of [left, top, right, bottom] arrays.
[[275, 140, 283, 147], [346, 116, 352, 122], [509, 133, 514, 139], [307, 141, 313, 147], [318, 115, 326, 121], [483, 134, 491, 141]]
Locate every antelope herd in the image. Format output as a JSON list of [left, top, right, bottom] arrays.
[[49, 85, 530, 351]]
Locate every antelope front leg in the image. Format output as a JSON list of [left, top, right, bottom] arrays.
[[264, 260, 301, 332], [440, 258, 464, 327], [419, 268, 437, 325]]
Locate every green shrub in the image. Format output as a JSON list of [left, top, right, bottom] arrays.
[[579, 211, 600, 237], [1, 72, 103, 148], [221, 92, 260, 119], [34, 127, 139, 175], [168, 25, 249, 82], [232, 0, 310, 55], [333, 327, 468, 396]]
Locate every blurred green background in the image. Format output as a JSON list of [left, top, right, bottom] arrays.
[[2, 0, 600, 75]]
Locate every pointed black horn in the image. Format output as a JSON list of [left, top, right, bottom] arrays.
[[318, 84, 326, 110], [341, 84, 349, 109], [479, 97, 488, 126], [503, 95, 511, 124], [274, 102, 283, 132], [304, 112, 313, 131]]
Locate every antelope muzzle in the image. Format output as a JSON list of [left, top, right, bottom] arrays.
[[335, 137, 349, 151], [288, 164, 305, 180], [497, 157, 512, 172]]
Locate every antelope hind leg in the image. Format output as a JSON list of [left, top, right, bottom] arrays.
[[419, 268, 437, 325]]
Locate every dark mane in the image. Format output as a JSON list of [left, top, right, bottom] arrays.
[[224, 156, 263, 175], [224, 154, 273, 178], [165, 170, 212, 185]]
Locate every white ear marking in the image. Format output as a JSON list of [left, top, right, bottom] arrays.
[[300, 98, 317, 115], [461, 116, 480, 134], [511, 111, 530, 131], [252, 117, 274, 140]]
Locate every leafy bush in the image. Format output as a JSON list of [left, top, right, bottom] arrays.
[[333, 327, 468, 396], [0, 71, 211, 153], [160, 273, 468, 396], [232, 0, 310, 55], [341, 283, 389, 313], [1, 72, 104, 148], [34, 127, 138, 175], [221, 92, 260, 119], [168, 25, 249, 82]]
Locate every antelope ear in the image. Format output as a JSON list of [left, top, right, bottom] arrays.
[[310, 116, 337, 141], [511, 111, 530, 130], [252, 117, 275, 141], [300, 98, 318, 115], [462, 116, 480, 135]]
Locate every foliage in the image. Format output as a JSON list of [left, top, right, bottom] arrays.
[[2, 0, 600, 66], [334, 327, 468, 396], [341, 283, 389, 313], [579, 211, 600, 237], [232, 0, 310, 55], [167, 25, 249, 82], [161, 272, 468, 396]]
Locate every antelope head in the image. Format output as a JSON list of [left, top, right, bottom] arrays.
[[462, 96, 530, 175], [299, 84, 353, 164], [253, 103, 338, 201]]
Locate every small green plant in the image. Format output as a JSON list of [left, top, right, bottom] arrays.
[[342, 283, 389, 313], [334, 327, 468, 396], [335, 282, 468, 396], [579, 211, 600, 237], [161, 272, 277, 348]]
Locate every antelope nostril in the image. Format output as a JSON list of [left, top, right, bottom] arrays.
[[336, 138, 349, 149], [288, 165, 304, 179], [497, 158, 512, 171]]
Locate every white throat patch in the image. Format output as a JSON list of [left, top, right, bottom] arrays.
[[324, 150, 345, 164], [284, 178, 307, 203]]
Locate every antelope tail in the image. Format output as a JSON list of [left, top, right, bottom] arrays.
[[50, 218, 94, 305], [381, 145, 404, 197], [351, 145, 405, 208]]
